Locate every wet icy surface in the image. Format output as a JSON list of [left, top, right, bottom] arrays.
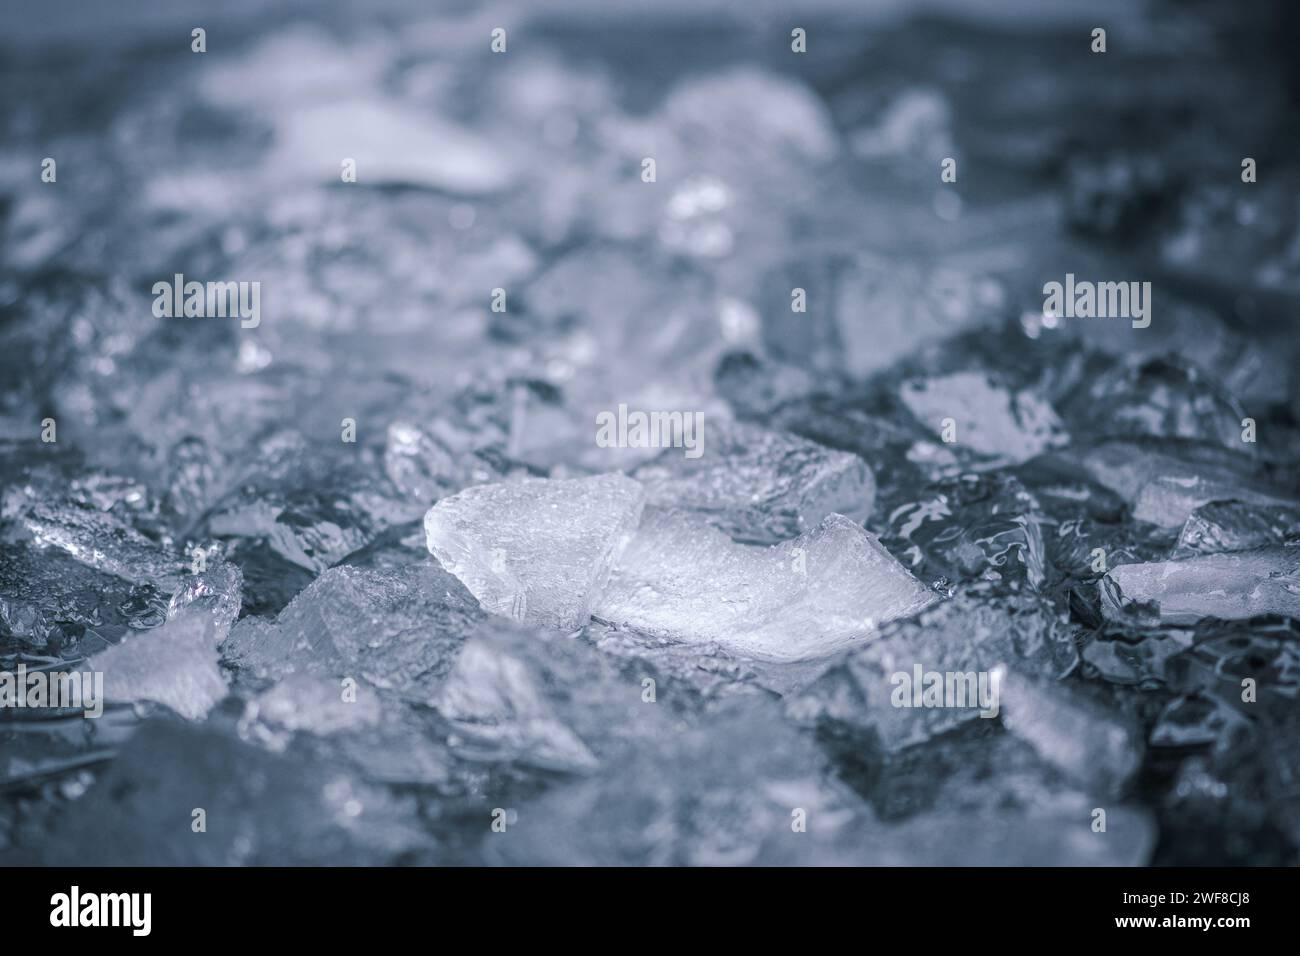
[[3, 1, 1300, 865]]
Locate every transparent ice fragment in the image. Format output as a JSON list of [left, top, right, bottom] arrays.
[[999, 672, 1142, 796], [273, 99, 513, 195], [596, 509, 937, 662], [632, 421, 874, 544], [883, 472, 1048, 592], [432, 621, 678, 775], [166, 557, 243, 641], [1101, 546, 1300, 625], [789, 592, 1075, 753], [0, 543, 167, 652], [1073, 439, 1296, 529], [90, 611, 228, 720], [1171, 500, 1300, 558], [221, 561, 482, 702], [16, 497, 181, 591], [424, 474, 646, 630], [899, 371, 1068, 464]]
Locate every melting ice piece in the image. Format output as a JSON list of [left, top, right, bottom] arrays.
[[898, 371, 1068, 464], [999, 671, 1142, 797], [91, 611, 228, 720], [596, 509, 937, 662], [221, 561, 482, 702], [1101, 546, 1300, 625], [632, 421, 874, 543], [424, 474, 646, 630], [789, 592, 1075, 752]]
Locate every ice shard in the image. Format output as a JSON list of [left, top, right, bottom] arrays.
[[899, 371, 1068, 464], [596, 509, 937, 662], [632, 420, 874, 544], [424, 474, 646, 630], [998, 671, 1142, 796], [1101, 546, 1300, 625], [90, 611, 228, 720]]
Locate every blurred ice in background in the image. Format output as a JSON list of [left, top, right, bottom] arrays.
[[2, 0, 1299, 865]]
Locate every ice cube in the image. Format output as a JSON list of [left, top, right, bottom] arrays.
[[632, 421, 874, 544], [899, 371, 1068, 464], [596, 509, 937, 662], [424, 473, 646, 630], [1101, 546, 1300, 625]]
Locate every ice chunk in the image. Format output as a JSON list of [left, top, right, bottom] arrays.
[[0, 543, 167, 653], [1081, 626, 1194, 686], [1101, 546, 1300, 625], [899, 371, 1068, 464], [424, 474, 646, 630], [632, 421, 874, 544], [383, 420, 497, 506], [166, 557, 243, 641], [432, 620, 679, 775], [999, 672, 1142, 796], [433, 638, 599, 773], [1072, 439, 1296, 529], [661, 68, 839, 164], [14, 496, 180, 591], [1150, 694, 1250, 748], [789, 592, 1075, 753], [1172, 500, 1300, 558], [222, 561, 482, 702], [596, 510, 937, 662], [1057, 356, 1248, 451], [836, 258, 1004, 379], [205, 431, 410, 575], [90, 611, 228, 720]]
